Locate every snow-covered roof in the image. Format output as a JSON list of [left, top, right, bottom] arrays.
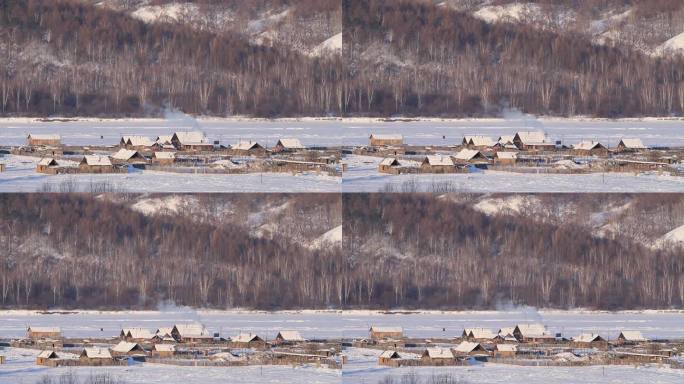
[[380, 157, 401, 166], [123, 328, 154, 340], [454, 341, 483, 353], [498, 135, 515, 144], [173, 131, 207, 144], [38, 158, 59, 166], [515, 324, 548, 337], [498, 327, 515, 336], [370, 134, 403, 140], [454, 149, 484, 161], [123, 135, 155, 147], [28, 326, 61, 333], [370, 326, 403, 333], [423, 155, 454, 166], [495, 151, 517, 159], [619, 330, 647, 341], [173, 323, 211, 338], [619, 138, 646, 149], [38, 350, 59, 359], [156, 135, 174, 144], [380, 350, 401, 359], [574, 140, 605, 151], [156, 327, 174, 337], [423, 347, 454, 359], [465, 328, 496, 339], [28, 134, 61, 140], [495, 344, 517, 352], [80, 347, 112, 359], [276, 330, 305, 342], [515, 131, 548, 144], [153, 344, 175, 352], [153, 151, 175, 159], [276, 138, 305, 149], [233, 141, 263, 150], [232, 333, 262, 343], [80, 155, 112, 166], [464, 135, 495, 147], [112, 148, 142, 161], [112, 341, 143, 353], [574, 333, 604, 343]]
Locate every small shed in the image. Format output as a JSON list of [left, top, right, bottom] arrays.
[[36, 350, 60, 365], [152, 344, 176, 357], [152, 151, 176, 165], [493, 344, 517, 357], [370, 326, 403, 340], [36, 158, 60, 173], [378, 157, 402, 173], [378, 350, 402, 365], [27, 326, 61, 339], [494, 151, 517, 165]]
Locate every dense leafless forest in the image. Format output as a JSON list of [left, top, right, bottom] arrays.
[[0, 194, 342, 309], [343, 194, 684, 309], [343, 0, 684, 117], [0, 0, 342, 117]]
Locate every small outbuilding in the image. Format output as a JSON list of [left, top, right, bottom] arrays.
[[79, 155, 114, 173], [111, 341, 146, 357], [421, 155, 455, 173], [27, 134, 61, 146], [369, 134, 404, 147], [274, 138, 306, 152], [152, 151, 176, 165], [378, 350, 402, 365], [36, 350, 60, 365], [275, 330, 306, 345], [79, 348, 114, 365], [27, 327, 61, 339], [152, 344, 176, 357], [493, 344, 517, 358], [617, 138, 646, 152], [617, 331, 647, 344], [369, 326, 403, 340]]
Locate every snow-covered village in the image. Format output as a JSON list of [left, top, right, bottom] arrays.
[[3, 0, 684, 383]]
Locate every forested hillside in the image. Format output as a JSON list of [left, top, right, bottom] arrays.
[[343, 0, 684, 117], [0, 194, 342, 309], [0, 0, 342, 117], [343, 194, 684, 309]]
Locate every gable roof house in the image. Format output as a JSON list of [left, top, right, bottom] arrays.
[[453, 341, 487, 356], [378, 350, 403, 365], [111, 341, 147, 357], [120, 136, 155, 149], [36, 350, 61, 365], [274, 138, 306, 152], [572, 333, 607, 347], [421, 155, 455, 173], [513, 324, 554, 342], [421, 347, 455, 362], [151, 151, 176, 165], [231, 333, 265, 345], [171, 132, 213, 151], [232, 140, 266, 155], [27, 134, 61, 147], [369, 134, 404, 147], [369, 326, 404, 340], [111, 149, 148, 164], [462, 135, 495, 148], [513, 131, 555, 150], [453, 149, 488, 164], [79, 347, 114, 365], [462, 328, 496, 340], [617, 138, 647, 152], [493, 343, 518, 357], [494, 151, 518, 165], [79, 155, 114, 173], [171, 323, 213, 343], [27, 327, 61, 339], [617, 331, 647, 344], [573, 140, 608, 156], [120, 328, 155, 341], [275, 330, 306, 345], [152, 343, 176, 357]]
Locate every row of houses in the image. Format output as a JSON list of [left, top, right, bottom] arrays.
[[369, 132, 648, 153]]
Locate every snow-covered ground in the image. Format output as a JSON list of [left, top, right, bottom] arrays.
[[1, 308, 683, 341], [343, 155, 684, 192], [343, 347, 684, 384], [0, 347, 339, 384], [0, 155, 339, 192], [0, 117, 344, 147], [342, 117, 684, 147]]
